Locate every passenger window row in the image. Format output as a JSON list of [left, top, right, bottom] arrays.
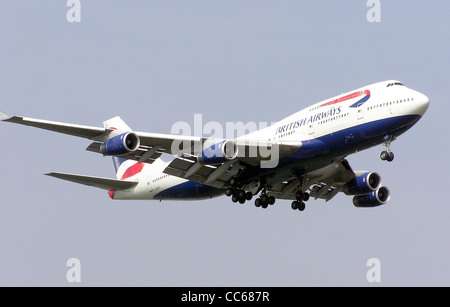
[[367, 97, 414, 111]]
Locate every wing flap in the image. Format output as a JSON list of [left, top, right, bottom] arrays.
[[137, 133, 202, 155], [163, 157, 238, 188], [267, 159, 356, 202], [86, 142, 163, 164], [46, 172, 138, 190]]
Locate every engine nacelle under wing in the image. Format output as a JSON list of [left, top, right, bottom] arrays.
[[353, 186, 390, 208], [344, 172, 382, 195], [100, 132, 140, 156], [198, 140, 238, 165]]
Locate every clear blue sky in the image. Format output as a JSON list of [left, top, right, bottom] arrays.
[[0, 1, 448, 286]]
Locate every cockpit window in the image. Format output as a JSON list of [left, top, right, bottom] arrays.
[[387, 82, 404, 87]]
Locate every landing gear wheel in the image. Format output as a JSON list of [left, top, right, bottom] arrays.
[[302, 193, 310, 202], [246, 191, 253, 201], [268, 196, 275, 205], [298, 202, 306, 211], [260, 194, 268, 205], [291, 201, 299, 210], [254, 198, 261, 207], [225, 188, 233, 197], [381, 135, 396, 162], [239, 198, 246, 204], [238, 190, 246, 199], [387, 152, 394, 162], [259, 193, 269, 209], [295, 191, 303, 200], [232, 196, 238, 203]]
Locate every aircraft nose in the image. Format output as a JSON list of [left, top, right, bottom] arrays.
[[415, 92, 430, 116]]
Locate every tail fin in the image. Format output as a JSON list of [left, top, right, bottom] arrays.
[[103, 116, 133, 131], [102, 117, 144, 180], [112, 156, 128, 176]]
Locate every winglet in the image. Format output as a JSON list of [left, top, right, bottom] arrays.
[[0, 109, 11, 121]]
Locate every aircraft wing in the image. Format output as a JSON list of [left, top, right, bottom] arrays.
[[161, 140, 302, 188], [0, 110, 203, 163], [1, 111, 106, 139], [267, 159, 358, 202], [1, 110, 303, 187]]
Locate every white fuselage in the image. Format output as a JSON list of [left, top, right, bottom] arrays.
[[112, 80, 429, 200]]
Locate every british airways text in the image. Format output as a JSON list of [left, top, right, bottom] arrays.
[[275, 106, 342, 135]]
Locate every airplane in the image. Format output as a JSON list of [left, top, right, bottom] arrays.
[[0, 80, 429, 211]]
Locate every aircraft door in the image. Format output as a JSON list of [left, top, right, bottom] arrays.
[[356, 104, 364, 123]]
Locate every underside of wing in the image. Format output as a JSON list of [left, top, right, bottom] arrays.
[[267, 159, 356, 202], [160, 140, 302, 188], [85, 141, 164, 164], [163, 157, 240, 188], [267, 158, 389, 208]]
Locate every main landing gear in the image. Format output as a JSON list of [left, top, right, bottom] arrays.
[[225, 187, 252, 204], [380, 135, 396, 162], [225, 178, 276, 209], [225, 178, 253, 204], [290, 190, 310, 212], [254, 191, 275, 209]]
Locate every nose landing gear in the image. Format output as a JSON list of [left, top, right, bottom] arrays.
[[380, 150, 394, 162], [380, 135, 396, 162]]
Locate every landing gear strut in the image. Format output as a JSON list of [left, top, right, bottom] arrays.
[[380, 135, 395, 162], [291, 190, 309, 212]]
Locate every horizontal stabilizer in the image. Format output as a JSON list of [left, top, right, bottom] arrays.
[[0, 109, 11, 121], [45, 172, 138, 190]]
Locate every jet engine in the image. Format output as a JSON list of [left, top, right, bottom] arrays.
[[100, 132, 140, 156], [344, 172, 382, 195], [198, 140, 238, 165], [353, 186, 390, 208]]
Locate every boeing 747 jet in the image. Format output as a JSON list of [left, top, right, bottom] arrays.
[[1, 80, 429, 211]]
